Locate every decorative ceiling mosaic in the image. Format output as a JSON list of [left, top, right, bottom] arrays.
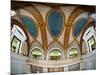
[[21, 16, 38, 37], [48, 11, 64, 37], [73, 18, 88, 37]]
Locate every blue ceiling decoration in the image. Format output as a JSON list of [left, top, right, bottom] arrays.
[[21, 16, 38, 37], [48, 11, 63, 37], [73, 18, 88, 37]]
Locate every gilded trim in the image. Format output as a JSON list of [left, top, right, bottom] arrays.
[[23, 6, 48, 50]]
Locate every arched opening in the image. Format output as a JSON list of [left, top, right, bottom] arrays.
[[48, 49, 63, 60], [30, 48, 43, 60], [68, 48, 79, 58], [80, 21, 96, 54], [11, 19, 30, 55], [11, 25, 27, 54], [82, 26, 96, 52]]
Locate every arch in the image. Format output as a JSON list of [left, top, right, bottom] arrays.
[[11, 19, 30, 55], [46, 10, 65, 38], [67, 47, 80, 59], [68, 48, 79, 58], [67, 40, 81, 58], [23, 6, 44, 25], [80, 21, 96, 54], [11, 24, 27, 39], [64, 7, 87, 50], [47, 48, 65, 60], [21, 15, 38, 38], [67, 7, 86, 24], [64, 6, 95, 51], [30, 41, 42, 51], [23, 6, 47, 50], [67, 6, 95, 24], [30, 47, 44, 60], [81, 25, 96, 53], [29, 41, 44, 59], [47, 41, 64, 53]]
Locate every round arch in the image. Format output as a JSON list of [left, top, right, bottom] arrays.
[[80, 21, 95, 54], [29, 41, 44, 59], [67, 6, 95, 24], [65, 7, 95, 53], [47, 48, 65, 60], [67, 7, 86, 24], [22, 5, 47, 50], [67, 47, 80, 59], [11, 19, 30, 55], [30, 47, 44, 60], [64, 7, 88, 50]]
